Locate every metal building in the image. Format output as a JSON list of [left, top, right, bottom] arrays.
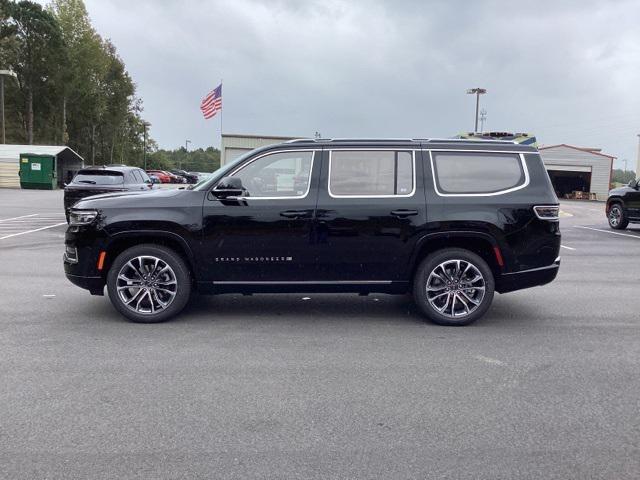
[[539, 144, 614, 201], [0, 145, 84, 189], [221, 134, 295, 166]]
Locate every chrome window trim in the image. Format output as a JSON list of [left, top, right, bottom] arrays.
[[428, 149, 530, 197], [221, 149, 317, 201], [327, 149, 417, 199]]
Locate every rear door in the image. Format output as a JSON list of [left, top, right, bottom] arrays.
[[314, 148, 427, 282]]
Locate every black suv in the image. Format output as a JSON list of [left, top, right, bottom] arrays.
[[606, 179, 640, 229], [64, 138, 561, 326], [64, 166, 154, 220]]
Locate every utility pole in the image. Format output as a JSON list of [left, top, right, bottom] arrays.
[[142, 122, 150, 170], [466, 88, 487, 133], [0, 70, 18, 144], [623, 158, 628, 174], [479, 108, 487, 133]]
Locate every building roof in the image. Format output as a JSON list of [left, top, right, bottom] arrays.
[[539, 143, 616, 160], [0, 144, 83, 161]]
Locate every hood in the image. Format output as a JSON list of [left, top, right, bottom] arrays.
[[609, 185, 634, 196], [73, 187, 186, 209]]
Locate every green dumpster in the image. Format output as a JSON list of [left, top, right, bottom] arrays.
[[19, 153, 57, 190]]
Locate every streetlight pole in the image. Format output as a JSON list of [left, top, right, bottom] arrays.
[[183, 139, 191, 170], [0, 70, 18, 144], [466, 87, 487, 133]]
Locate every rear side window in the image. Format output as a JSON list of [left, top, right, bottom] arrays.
[[431, 152, 526, 195], [329, 150, 414, 197], [72, 171, 124, 185]]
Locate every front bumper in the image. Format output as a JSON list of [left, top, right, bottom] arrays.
[[496, 257, 560, 294], [64, 227, 108, 295]]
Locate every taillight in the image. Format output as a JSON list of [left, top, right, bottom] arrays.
[[533, 205, 559, 220]]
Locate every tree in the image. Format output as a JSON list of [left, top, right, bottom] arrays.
[[611, 168, 636, 185], [0, 0, 65, 144], [148, 147, 221, 172]]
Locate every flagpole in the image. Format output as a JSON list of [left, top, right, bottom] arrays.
[[220, 79, 223, 151]]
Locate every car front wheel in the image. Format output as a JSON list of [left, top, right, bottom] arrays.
[[413, 248, 495, 326], [608, 204, 628, 230], [106, 244, 191, 323]]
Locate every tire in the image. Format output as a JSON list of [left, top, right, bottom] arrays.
[[608, 203, 628, 230], [413, 248, 495, 326], [106, 244, 191, 323]]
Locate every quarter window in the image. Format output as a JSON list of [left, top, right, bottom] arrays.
[[232, 151, 314, 198], [329, 150, 414, 197], [432, 152, 525, 194]]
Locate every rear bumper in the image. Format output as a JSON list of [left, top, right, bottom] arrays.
[[496, 257, 560, 294]]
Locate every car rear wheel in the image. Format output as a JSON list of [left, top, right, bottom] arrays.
[[413, 248, 495, 326], [106, 244, 191, 323], [608, 204, 628, 230]]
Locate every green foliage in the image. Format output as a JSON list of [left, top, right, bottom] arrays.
[[611, 168, 636, 185], [0, 0, 154, 166], [148, 147, 221, 173]]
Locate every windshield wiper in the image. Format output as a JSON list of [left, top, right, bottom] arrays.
[[77, 180, 97, 184]]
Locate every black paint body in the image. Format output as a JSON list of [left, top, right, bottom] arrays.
[[606, 182, 640, 222], [64, 139, 561, 297]]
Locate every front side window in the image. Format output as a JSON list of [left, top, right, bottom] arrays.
[[232, 151, 314, 198], [329, 150, 414, 197], [432, 152, 526, 195]]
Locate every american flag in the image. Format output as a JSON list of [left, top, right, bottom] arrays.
[[200, 84, 222, 119]]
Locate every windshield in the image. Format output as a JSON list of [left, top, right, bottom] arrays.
[[72, 171, 124, 185]]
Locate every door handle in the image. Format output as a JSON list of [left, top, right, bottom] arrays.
[[390, 209, 418, 218], [280, 210, 311, 219]]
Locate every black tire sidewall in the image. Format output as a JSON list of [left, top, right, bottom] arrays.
[[413, 248, 495, 326], [106, 244, 191, 323]]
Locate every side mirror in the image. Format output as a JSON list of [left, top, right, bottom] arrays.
[[212, 176, 245, 198]]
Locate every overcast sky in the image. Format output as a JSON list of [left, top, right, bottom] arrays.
[[84, 0, 640, 169]]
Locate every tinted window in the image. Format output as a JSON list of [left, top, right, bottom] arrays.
[[432, 152, 525, 194], [138, 170, 151, 183], [72, 171, 124, 185], [329, 150, 414, 196], [232, 151, 314, 198]]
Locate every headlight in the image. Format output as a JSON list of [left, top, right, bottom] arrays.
[[69, 209, 98, 226], [533, 205, 559, 220]]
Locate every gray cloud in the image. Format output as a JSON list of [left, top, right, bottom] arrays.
[[86, 0, 640, 167]]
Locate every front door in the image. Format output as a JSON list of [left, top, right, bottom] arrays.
[[201, 149, 319, 282], [624, 182, 640, 219], [314, 148, 427, 283]]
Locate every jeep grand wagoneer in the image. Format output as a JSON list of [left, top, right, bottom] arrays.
[[64, 138, 561, 325]]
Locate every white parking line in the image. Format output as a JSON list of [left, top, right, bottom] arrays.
[[575, 225, 640, 240], [560, 245, 576, 250], [0, 222, 67, 240], [0, 213, 39, 222], [474, 355, 506, 366]]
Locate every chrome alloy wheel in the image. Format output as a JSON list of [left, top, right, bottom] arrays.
[[425, 259, 486, 319], [609, 206, 621, 227], [116, 256, 178, 315]]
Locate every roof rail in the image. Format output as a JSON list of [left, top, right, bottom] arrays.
[[284, 138, 314, 143], [420, 138, 517, 144], [284, 137, 518, 144]]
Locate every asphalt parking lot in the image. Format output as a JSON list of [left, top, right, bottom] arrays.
[[1, 188, 639, 479]]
